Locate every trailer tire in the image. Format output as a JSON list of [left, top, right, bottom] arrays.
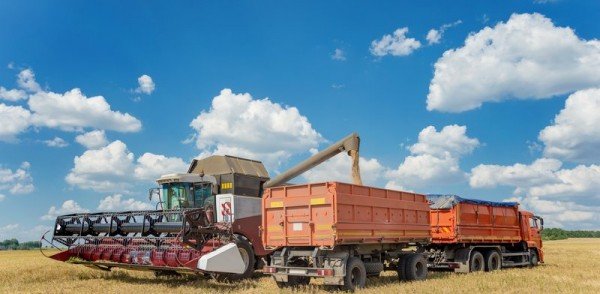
[[342, 257, 366, 291], [529, 249, 539, 267], [404, 254, 428, 281], [213, 235, 255, 282], [469, 251, 484, 272], [483, 250, 501, 271], [397, 255, 409, 281]]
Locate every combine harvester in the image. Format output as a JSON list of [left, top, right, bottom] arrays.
[[43, 133, 363, 281]]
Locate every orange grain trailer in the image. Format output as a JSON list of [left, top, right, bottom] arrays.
[[262, 182, 431, 291], [425, 195, 544, 273]]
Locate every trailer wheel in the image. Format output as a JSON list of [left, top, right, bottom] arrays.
[[469, 251, 484, 272], [342, 257, 366, 291], [483, 250, 501, 271], [397, 255, 408, 281], [529, 249, 539, 267], [404, 254, 428, 281], [213, 235, 255, 282]]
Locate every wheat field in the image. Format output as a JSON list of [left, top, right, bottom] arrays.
[[0, 239, 598, 293]]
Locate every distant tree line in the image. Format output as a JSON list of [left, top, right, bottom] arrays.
[[0, 239, 41, 250], [542, 228, 600, 240]]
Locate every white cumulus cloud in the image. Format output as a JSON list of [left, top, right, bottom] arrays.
[[0, 87, 27, 101], [0, 103, 31, 142], [66, 140, 187, 192], [41, 200, 89, 220], [301, 150, 385, 185], [331, 48, 346, 61], [386, 125, 480, 190], [0, 162, 34, 195], [43, 137, 69, 148], [539, 88, 600, 164], [17, 68, 42, 92], [29, 88, 142, 132], [97, 194, 153, 211], [75, 130, 108, 149], [134, 153, 188, 181], [190, 89, 322, 170], [427, 13, 600, 112], [66, 140, 136, 192], [135, 74, 155, 95], [370, 27, 422, 57], [426, 20, 462, 45]]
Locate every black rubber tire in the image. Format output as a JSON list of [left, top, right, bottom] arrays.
[[342, 257, 367, 291], [469, 251, 484, 272], [397, 255, 409, 281], [404, 254, 428, 281], [483, 250, 501, 271], [529, 249, 539, 267], [275, 259, 311, 288], [213, 235, 255, 282]]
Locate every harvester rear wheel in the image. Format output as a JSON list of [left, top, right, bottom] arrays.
[[213, 235, 255, 282], [483, 250, 501, 271], [404, 253, 427, 281], [469, 251, 484, 272]]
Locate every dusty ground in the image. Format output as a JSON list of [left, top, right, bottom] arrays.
[[0, 238, 598, 293]]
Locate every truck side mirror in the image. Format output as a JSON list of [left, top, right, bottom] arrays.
[[148, 188, 160, 201]]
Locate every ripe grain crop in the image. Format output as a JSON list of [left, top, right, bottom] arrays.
[[1, 238, 598, 293]]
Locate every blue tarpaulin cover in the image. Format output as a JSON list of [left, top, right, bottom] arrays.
[[426, 194, 519, 210]]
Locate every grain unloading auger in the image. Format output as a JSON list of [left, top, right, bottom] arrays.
[[42, 133, 362, 280]]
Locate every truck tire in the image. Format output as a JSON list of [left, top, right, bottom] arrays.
[[404, 253, 428, 281], [342, 257, 366, 291], [397, 255, 408, 281], [529, 249, 539, 267], [483, 250, 501, 271], [469, 251, 484, 272], [213, 235, 255, 282]]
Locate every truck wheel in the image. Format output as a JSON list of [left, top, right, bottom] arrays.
[[404, 253, 428, 281], [469, 251, 484, 272], [483, 251, 501, 271], [342, 257, 366, 291], [397, 255, 408, 281], [529, 250, 539, 267], [213, 235, 255, 282]]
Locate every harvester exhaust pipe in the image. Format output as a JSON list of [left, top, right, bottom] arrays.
[[264, 132, 362, 188]]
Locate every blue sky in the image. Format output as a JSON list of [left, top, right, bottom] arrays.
[[1, 1, 599, 240]]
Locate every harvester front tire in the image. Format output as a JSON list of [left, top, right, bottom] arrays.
[[483, 250, 501, 271], [342, 257, 366, 291], [469, 251, 484, 272], [404, 254, 428, 281], [213, 235, 255, 282]]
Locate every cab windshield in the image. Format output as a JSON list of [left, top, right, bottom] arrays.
[[162, 182, 213, 210]]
